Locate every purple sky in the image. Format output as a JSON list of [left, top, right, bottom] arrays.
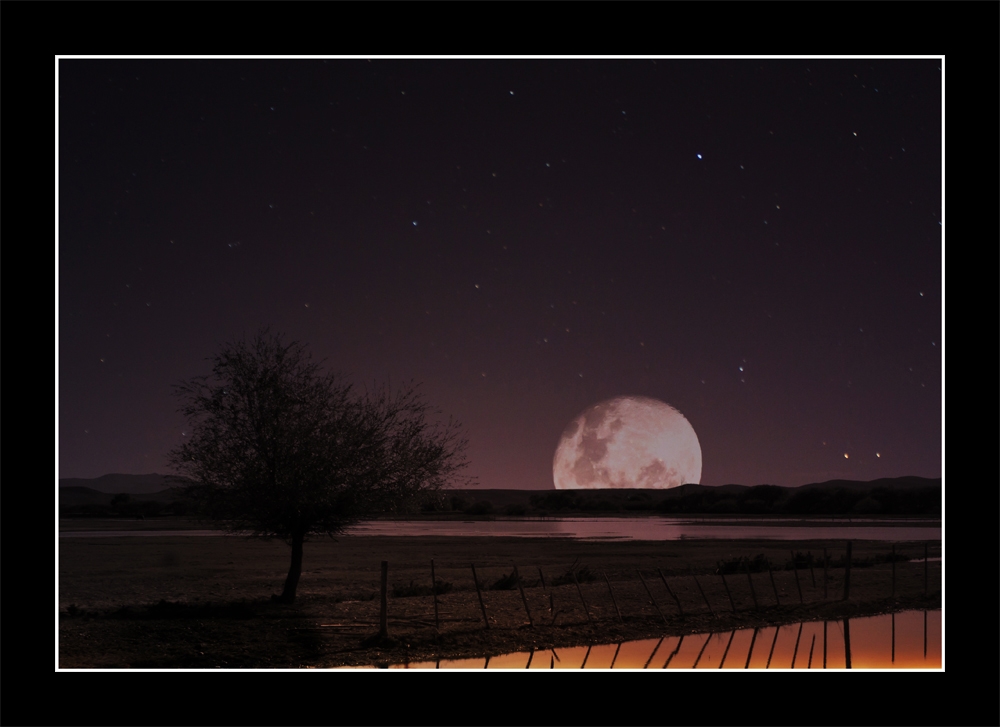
[[58, 59, 942, 488]]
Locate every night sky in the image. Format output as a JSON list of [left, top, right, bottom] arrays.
[[58, 58, 942, 489]]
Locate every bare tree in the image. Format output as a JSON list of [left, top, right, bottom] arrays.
[[170, 330, 469, 603]]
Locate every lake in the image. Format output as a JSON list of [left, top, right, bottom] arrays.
[[59, 516, 940, 541]]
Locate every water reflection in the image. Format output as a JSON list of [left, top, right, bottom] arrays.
[[390, 610, 940, 669], [345, 518, 940, 542], [60, 516, 941, 541]]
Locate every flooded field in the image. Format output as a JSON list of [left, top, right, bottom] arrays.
[[385, 610, 941, 669]]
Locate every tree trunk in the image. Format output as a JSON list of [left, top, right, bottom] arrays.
[[278, 532, 305, 603]]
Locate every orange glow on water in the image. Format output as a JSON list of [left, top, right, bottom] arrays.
[[388, 610, 941, 669]]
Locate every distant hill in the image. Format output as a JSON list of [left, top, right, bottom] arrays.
[[797, 476, 939, 491], [58, 475, 195, 517], [59, 485, 189, 506], [59, 473, 194, 495]]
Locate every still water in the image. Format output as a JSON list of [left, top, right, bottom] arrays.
[[59, 517, 940, 541], [387, 610, 941, 669], [343, 517, 940, 542]]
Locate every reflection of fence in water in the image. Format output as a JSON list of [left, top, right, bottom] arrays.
[[412, 611, 937, 669]]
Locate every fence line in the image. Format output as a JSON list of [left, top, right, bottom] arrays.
[[367, 544, 937, 634]]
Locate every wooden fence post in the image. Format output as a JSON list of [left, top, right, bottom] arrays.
[[843, 542, 852, 601], [538, 567, 547, 590], [514, 565, 535, 628], [471, 563, 489, 629], [790, 550, 803, 604], [603, 571, 624, 623], [693, 574, 715, 617], [924, 542, 929, 595], [512, 564, 534, 628], [430, 558, 440, 630], [379, 561, 389, 640], [657, 568, 684, 616], [823, 547, 828, 599], [637, 570, 668, 624], [891, 544, 896, 599], [571, 569, 592, 622], [744, 560, 759, 611], [720, 573, 737, 613], [767, 563, 781, 606]]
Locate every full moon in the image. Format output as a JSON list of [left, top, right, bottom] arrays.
[[552, 396, 702, 489]]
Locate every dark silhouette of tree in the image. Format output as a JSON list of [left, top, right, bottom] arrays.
[[169, 331, 469, 603], [110, 492, 131, 514]]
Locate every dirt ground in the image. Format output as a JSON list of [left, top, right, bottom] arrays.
[[58, 531, 940, 668]]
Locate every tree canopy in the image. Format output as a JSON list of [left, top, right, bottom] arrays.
[[170, 331, 468, 601]]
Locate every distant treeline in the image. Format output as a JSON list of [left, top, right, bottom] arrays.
[[423, 481, 941, 517], [59, 490, 194, 518], [650, 485, 939, 516]]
